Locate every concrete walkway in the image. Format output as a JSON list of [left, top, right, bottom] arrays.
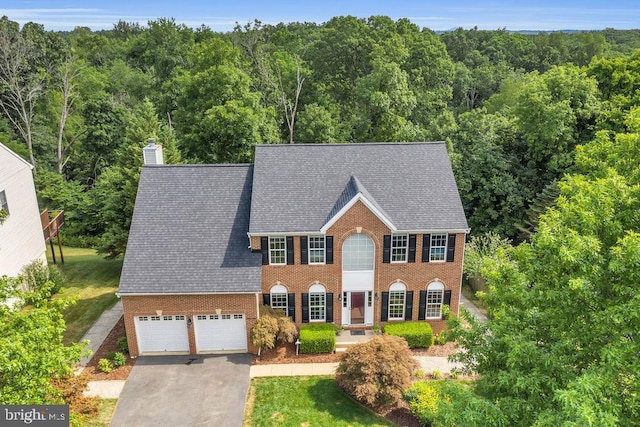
[[459, 292, 488, 322], [85, 380, 127, 398], [79, 299, 123, 367]]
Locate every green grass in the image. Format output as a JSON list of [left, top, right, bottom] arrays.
[[244, 376, 393, 427], [49, 247, 123, 344], [84, 399, 118, 427]]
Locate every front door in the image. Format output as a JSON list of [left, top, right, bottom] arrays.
[[350, 292, 365, 324]]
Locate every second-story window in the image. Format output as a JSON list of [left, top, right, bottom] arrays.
[[391, 234, 408, 262], [430, 233, 447, 262], [308, 236, 325, 264], [269, 236, 286, 265]]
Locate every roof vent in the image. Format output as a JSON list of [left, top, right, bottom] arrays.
[[143, 138, 163, 165]]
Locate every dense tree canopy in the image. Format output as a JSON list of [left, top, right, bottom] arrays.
[[449, 110, 640, 425], [0, 14, 639, 250]]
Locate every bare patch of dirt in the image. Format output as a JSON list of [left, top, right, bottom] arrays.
[[84, 317, 135, 380]]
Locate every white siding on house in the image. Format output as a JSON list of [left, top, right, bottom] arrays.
[[0, 144, 47, 277]]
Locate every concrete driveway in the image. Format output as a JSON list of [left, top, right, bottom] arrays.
[[110, 353, 253, 427]]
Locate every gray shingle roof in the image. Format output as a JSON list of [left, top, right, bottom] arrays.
[[118, 164, 261, 295], [249, 142, 468, 233]]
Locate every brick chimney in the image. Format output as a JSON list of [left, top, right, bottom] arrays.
[[143, 138, 164, 165]]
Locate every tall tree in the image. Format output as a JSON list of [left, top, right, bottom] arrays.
[[0, 18, 47, 167], [449, 110, 640, 425], [94, 99, 180, 258]]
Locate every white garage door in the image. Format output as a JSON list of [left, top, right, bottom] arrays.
[[135, 315, 189, 354], [194, 314, 247, 352]]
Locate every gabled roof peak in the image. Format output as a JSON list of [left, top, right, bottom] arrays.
[[321, 175, 395, 232]]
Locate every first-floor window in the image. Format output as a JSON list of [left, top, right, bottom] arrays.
[[430, 234, 447, 261], [388, 282, 406, 320], [426, 281, 444, 318], [269, 236, 286, 265], [270, 284, 288, 314], [309, 284, 326, 321]]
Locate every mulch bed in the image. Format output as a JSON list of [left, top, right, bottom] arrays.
[[252, 340, 458, 364], [84, 316, 135, 381]]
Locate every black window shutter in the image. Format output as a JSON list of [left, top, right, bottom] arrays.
[[261, 237, 269, 265], [408, 234, 417, 263], [383, 235, 391, 263], [326, 236, 334, 264], [263, 294, 271, 306], [302, 293, 309, 323], [443, 290, 452, 320], [381, 292, 389, 321], [300, 236, 308, 265], [287, 293, 295, 321], [326, 293, 334, 323], [422, 234, 431, 262], [286, 236, 294, 265], [443, 290, 452, 306], [405, 291, 414, 320], [446, 234, 456, 262], [418, 290, 427, 320]]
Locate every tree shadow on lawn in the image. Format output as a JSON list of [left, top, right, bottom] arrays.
[[307, 377, 393, 426]]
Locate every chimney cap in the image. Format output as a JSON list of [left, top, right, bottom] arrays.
[[147, 138, 156, 146]]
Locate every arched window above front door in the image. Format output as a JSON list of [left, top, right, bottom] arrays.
[[342, 234, 375, 271]]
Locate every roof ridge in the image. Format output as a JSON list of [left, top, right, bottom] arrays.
[[142, 163, 252, 168], [255, 141, 445, 148]]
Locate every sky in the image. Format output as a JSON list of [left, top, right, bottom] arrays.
[[1, 1, 639, 33]]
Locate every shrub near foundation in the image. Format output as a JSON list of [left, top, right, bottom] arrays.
[[384, 321, 433, 348], [299, 324, 336, 354]]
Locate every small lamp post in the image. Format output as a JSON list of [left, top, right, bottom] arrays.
[[295, 338, 301, 356]]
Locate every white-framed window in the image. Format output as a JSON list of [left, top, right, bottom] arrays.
[[430, 234, 447, 262], [391, 234, 408, 262], [270, 284, 288, 314], [308, 235, 326, 264], [269, 236, 286, 265], [426, 281, 444, 318], [309, 284, 326, 322], [342, 234, 375, 271], [388, 282, 406, 320]]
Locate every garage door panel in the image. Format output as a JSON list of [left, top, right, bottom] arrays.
[[194, 314, 247, 352], [135, 315, 189, 354]]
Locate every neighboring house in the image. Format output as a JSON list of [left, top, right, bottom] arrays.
[[0, 143, 47, 278], [118, 142, 469, 356]]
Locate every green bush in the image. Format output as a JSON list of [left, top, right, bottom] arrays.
[[404, 380, 508, 427], [107, 351, 126, 367], [117, 336, 129, 353], [97, 358, 113, 373], [299, 324, 336, 354], [384, 321, 433, 348], [336, 335, 418, 408]]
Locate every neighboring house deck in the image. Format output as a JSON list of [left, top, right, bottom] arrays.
[[118, 142, 469, 356], [0, 143, 47, 277]]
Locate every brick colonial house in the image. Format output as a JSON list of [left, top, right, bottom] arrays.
[[118, 142, 468, 356]]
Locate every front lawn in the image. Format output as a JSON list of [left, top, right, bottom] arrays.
[[49, 247, 123, 344], [85, 398, 118, 427], [244, 376, 393, 427]]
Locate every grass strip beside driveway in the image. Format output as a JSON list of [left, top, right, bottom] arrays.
[[51, 247, 122, 344], [244, 376, 393, 427]]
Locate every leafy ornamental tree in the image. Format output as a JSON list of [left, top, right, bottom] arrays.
[[250, 309, 296, 356], [448, 110, 640, 426], [335, 335, 418, 408]]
